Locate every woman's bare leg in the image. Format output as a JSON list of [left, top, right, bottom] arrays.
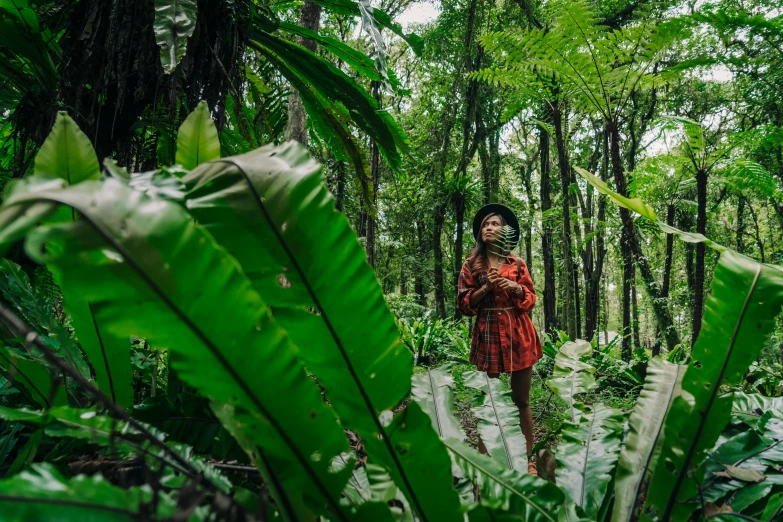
[[477, 372, 500, 455], [510, 367, 534, 457]]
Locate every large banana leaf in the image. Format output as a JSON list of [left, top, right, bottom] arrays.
[[0, 463, 186, 521], [546, 340, 597, 422], [175, 100, 220, 170], [31, 114, 133, 408], [575, 165, 783, 521], [464, 370, 527, 471], [612, 358, 685, 522], [411, 363, 467, 441], [182, 144, 462, 520], [153, 0, 198, 74], [556, 404, 624, 519], [0, 405, 231, 493], [444, 438, 569, 521], [0, 178, 358, 521]]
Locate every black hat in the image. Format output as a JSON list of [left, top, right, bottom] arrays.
[[472, 203, 520, 245]]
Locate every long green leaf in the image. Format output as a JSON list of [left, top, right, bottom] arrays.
[[33, 112, 100, 185], [444, 438, 568, 521], [249, 38, 373, 203], [556, 404, 624, 518], [464, 370, 527, 471], [0, 177, 356, 521], [411, 363, 467, 442], [153, 0, 198, 74], [30, 115, 133, 407], [612, 358, 685, 522], [546, 340, 597, 422], [0, 463, 183, 521], [309, 0, 425, 56], [249, 30, 411, 172], [176, 101, 220, 170], [641, 251, 783, 521], [279, 21, 381, 80], [574, 165, 726, 252], [182, 144, 462, 521]]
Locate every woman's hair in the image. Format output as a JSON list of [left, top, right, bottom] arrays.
[[466, 213, 506, 277]]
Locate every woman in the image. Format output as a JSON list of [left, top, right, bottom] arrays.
[[457, 203, 543, 476]]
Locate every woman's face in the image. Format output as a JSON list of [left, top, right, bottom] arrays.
[[481, 214, 503, 244]]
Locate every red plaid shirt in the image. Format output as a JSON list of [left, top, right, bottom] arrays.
[[457, 256, 542, 374]]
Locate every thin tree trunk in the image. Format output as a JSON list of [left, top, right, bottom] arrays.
[[654, 203, 675, 356], [736, 196, 746, 253], [539, 121, 557, 334], [285, 2, 321, 145], [552, 102, 576, 340], [607, 120, 680, 357], [692, 168, 707, 345], [366, 81, 381, 268], [747, 198, 766, 263], [632, 271, 641, 350], [416, 219, 427, 306], [334, 161, 346, 212]]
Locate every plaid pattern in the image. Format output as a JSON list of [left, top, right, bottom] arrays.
[[457, 256, 543, 374]]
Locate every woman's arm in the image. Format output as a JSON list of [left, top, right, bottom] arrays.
[[457, 263, 491, 316]]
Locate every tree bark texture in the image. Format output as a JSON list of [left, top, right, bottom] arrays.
[[285, 2, 322, 146], [552, 103, 577, 341], [539, 123, 557, 334], [692, 168, 707, 345]]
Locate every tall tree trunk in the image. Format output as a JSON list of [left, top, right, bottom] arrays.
[[583, 130, 608, 342], [552, 102, 577, 340], [654, 203, 675, 356], [607, 120, 680, 357], [735, 196, 746, 253], [747, 198, 766, 262], [692, 168, 707, 345], [335, 161, 346, 212], [453, 193, 466, 319], [285, 2, 322, 145], [366, 81, 381, 268], [415, 219, 427, 306], [584, 195, 607, 342], [632, 271, 641, 350], [539, 122, 557, 334]]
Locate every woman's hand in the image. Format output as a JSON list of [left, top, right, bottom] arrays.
[[487, 266, 500, 286], [498, 277, 525, 297]]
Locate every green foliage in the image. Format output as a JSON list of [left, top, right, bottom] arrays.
[[175, 100, 220, 170], [1, 100, 782, 521], [556, 404, 624, 519], [463, 370, 528, 471], [33, 112, 100, 185], [0, 463, 190, 520], [181, 142, 462, 520], [153, 0, 198, 74], [612, 358, 684, 522]]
